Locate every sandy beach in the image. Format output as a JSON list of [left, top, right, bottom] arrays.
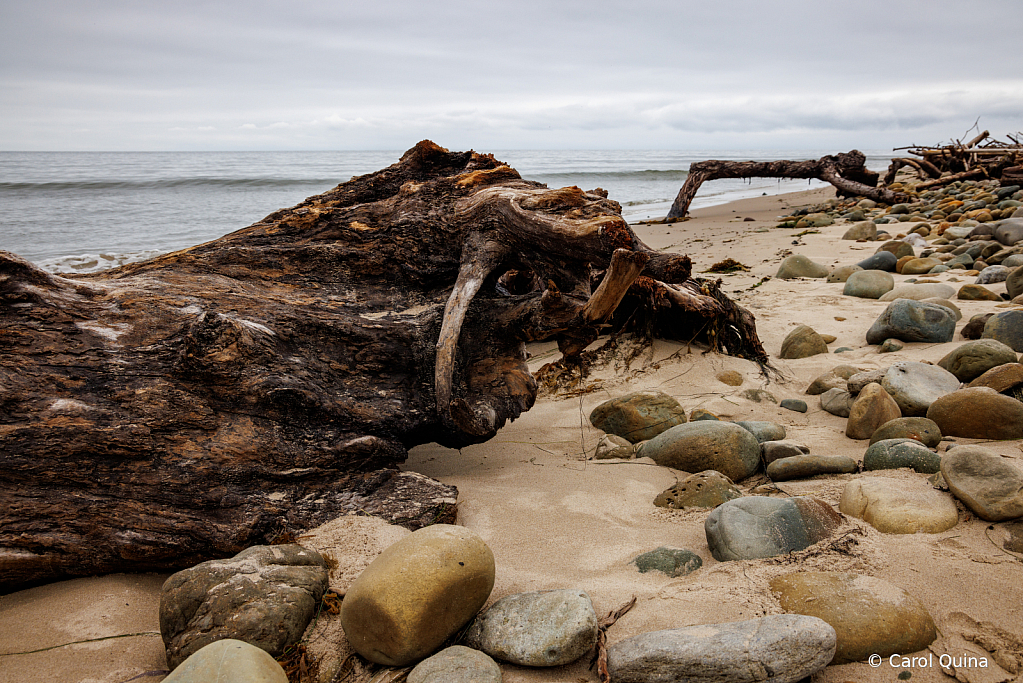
[[3, 185, 1021, 683]]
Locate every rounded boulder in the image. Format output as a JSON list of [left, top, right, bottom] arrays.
[[638, 421, 761, 481], [589, 391, 687, 443]]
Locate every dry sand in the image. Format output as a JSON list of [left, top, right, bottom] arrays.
[[3, 186, 1022, 683]]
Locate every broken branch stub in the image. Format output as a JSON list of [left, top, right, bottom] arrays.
[[0, 141, 765, 590]]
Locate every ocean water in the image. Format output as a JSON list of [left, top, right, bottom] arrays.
[[0, 149, 893, 274]]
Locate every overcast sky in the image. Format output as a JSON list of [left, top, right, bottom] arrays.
[[2, 0, 1021, 151]]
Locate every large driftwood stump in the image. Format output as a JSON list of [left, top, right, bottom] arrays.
[[0, 141, 765, 592]]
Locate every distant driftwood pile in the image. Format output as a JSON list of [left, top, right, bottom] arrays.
[[886, 130, 1023, 189]]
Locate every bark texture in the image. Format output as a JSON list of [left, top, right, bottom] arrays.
[[0, 141, 764, 592]]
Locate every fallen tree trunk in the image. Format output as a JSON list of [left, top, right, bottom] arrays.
[[0, 141, 766, 592], [666, 151, 909, 220]]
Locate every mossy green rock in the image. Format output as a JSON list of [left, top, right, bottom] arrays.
[[633, 547, 703, 577], [938, 339, 1018, 382], [589, 391, 687, 443], [868, 417, 942, 447], [863, 438, 941, 474]]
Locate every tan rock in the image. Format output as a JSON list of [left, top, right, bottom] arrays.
[[716, 370, 743, 386], [770, 571, 937, 664], [926, 387, 1023, 440], [839, 477, 958, 533], [941, 445, 1023, 521], [901, 257, 941, 275], [845, 383, 902, 440], [968, 363, 1023, 392], [653, 470, 741, 510], [780, 324, 828, 359], [340, 524, 495, 666]]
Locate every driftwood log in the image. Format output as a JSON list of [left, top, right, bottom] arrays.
[[0, 141, 767, 592], [666, 151, 909, 220]]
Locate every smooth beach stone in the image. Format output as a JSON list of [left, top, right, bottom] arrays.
[[638, 422, 761, 481], [880, 361, 961, 417], [1004, 254, 1023, 267], [845, 383, 902, 440], [863, 438, 941, 473], [733, 420, 786, 443], [779, 324, 828, 359], [589, 391, 687, 444], [606, 614, 836, 683], [868, 417, 942, 448], [820, 333, 838, 344], [842, 269, 894, 299], [766, 454, 858, 481], [464, 589, 597, 667], [876, 240, 915, 259], [795, 212, 834, 228], [894, 254, 916, 274], [689, 408, 720, 421], [653, 470, 742, 510], [776, 254, 830, 279], [902, 257, 942, 275], [938, 339, 1019, 382], [762, 440, 810, 465], [820, 388, 853, 417], [716, 370, 743, 386], [878, 282, 956, 301], [855, 250, 898, 272], [995, 217, 1023, 246], [160, 544, 328, 669], [770, 571, 937, 665], [1008, 266, 1023, 299], [842, 221, 877, 241], [407, 646, 502, 683], [806, 364, 863, 395], [593, 434, 636, 460], [958, 283, 1002, 301], [632, 547, 703, 578], [878, 338, 904, 353], [968, 362, 1023, 392], [162, 639, 289, 683], [919, 297, 962, 321], [841, 475, 958, 534], [941, 446, 1023, 521], [982, 310, 1023, 352], [847, 368, 887, 395], [779, 398, 807, 413], [340, 524, 495, 666], [865, 299, 955, 345], [961, 312, 995, 340], [705, 496, 841, 561], [827, 264, 863, 283], [976, 265, 1012, 284], [926, 387, 1023, 440]]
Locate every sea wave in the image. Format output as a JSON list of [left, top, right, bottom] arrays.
[[0, 177, 339, 192], [36, 250, 167, 274], [526, 169, 689, 181]]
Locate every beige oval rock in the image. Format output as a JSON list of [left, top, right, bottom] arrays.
[[968, 362, 1023, 392], [839, 477, 958, 533], [941, 445, 1023, 521], [340, 524, 496, 666], [770, 571, 937, 664], [846, 383, 902, 440], [926, 387, 1023, 440]]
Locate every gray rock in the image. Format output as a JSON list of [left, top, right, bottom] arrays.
[[776, 254, 830, 279], [938, 339, 1019, 382], [762, 440, 810, 464], [878, 283, 956, 301], [779, 324, 828, 358], [840, 477, 958, 534], [408, 646, 502, 683], [847, 368, 887, 395], [653, 470, 742, 510], [806, 365, 863, 395], [820, 388, 853, 417], [982, 310, 1023, 352], [465, 589, 597, 667], [632, 547, 703, 578], [1003, 254, 1023, 268], [976, 265, 1013, 284], [606, 615, 836, 683], [733, 420, 786, 443], [589, 391, 687, 444], [827, 264, 863, 283], [865, 299, 956, 345], [842, 270, 895, 299], [160, 544, 328, 669], [705, 496, 841, 561], [766, 454, 858, 481], [941, 445, 1023, 521], [995, 217, 1023, 246], [638, 422, 761, 481], [842, 221, 877, 241], [856, 250, 898, 272], [880, 361, 961, 416], [878, 338, 904, 353], [919, 297, 962, 321], [863, 438, 941, 473], [162, 639, 289, 683], [780, 398, 808, 413]]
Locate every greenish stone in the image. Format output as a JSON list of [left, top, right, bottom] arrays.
[[633, 547, 703, 577], [780, 399, 808, 413], [863, 439, 941, 474]]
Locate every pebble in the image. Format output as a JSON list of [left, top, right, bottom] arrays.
[[779, 324, 828, 358], [926, 387, 1023, 440], [865, 299, 955, 345], [938, 339, 1019, 382], [855, 250, 897, 271], [842, 270, 894, 299], [632, 547, 703, 577], [653, 470, 742, 510], [805, 364, 863, 395], [878, 338, 905, 353], [766, 454, 858, 481], [820, 388, 853, 417], [982, 310, 1023, 351], [340, 524, 495, 666], [770, 571, 937, 664], [162, 639, 289, 683], [776, 254, 830, 279], [589, 391, 688, 443], [733, 420, 786, 443], [842, 221, 877, 240], [705, 496, 841, 561], [879, 361, 961, 416], [716, 370, 744, 386], [761, 440, 810, 464], [941, 445, 1023, 521], [637, 421, 761, 481], [868, 417, 942, 448], [779, 398, 808, 412], [741, 388, 777, 403], [863, 438, 941, 473], [464, 589, 597, 667], [606, 614, 836, 683], [845, 383, 902, 440], [408, 646, 502, 683]]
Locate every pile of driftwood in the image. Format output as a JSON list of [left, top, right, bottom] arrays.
[[885, 130, 1023, 190]]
